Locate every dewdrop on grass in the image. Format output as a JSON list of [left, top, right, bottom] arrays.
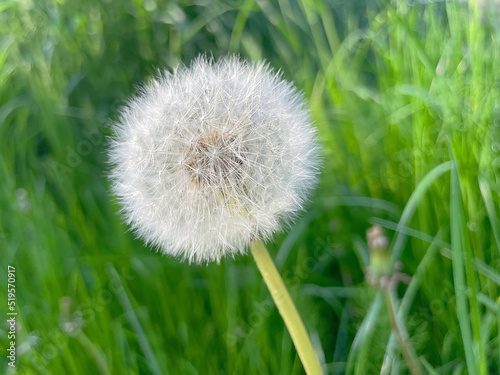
[[109, 55, 320, 263]]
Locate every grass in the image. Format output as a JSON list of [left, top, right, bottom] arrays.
[[1, 0, 500, 374]]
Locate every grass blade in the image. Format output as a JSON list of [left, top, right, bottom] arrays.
[[391, 161, 453, 261], [479, 177, 500, 255], [450, 160, 480, 375]]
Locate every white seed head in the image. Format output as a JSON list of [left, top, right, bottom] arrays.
[[109, 55, 320, 263]]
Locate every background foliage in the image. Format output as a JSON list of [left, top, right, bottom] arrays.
[[1, 0, 500, 374]]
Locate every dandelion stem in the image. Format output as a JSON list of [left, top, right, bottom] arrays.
[[249, 238, 324, 375], [384, 287, 423, 375]]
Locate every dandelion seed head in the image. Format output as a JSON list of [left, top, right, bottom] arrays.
[[109, 55, 320, 263]]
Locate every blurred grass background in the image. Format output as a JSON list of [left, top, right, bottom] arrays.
[[1, 0, 500, 374]]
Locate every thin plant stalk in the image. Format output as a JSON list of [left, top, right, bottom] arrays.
[[249, 238, 324, 375], [384, 286, 423, 375]]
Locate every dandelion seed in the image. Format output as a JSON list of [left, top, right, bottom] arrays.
[[109, 55, 320, 263]]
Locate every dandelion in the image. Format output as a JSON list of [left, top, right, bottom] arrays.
[[109, 55, 323, 375], [365, 226, 422, 375], [109, 55, 320, 263]]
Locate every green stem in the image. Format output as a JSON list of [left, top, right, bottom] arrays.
[[384, 287, 423, 375], [249, 238, 324, 375]]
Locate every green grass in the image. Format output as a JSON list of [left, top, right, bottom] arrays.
[[1, 0, 500, 374]]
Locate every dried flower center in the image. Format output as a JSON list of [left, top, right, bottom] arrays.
[[183, 130, 246, 187]]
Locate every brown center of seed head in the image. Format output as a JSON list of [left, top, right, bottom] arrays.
[[182, 129, 246, 188]]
